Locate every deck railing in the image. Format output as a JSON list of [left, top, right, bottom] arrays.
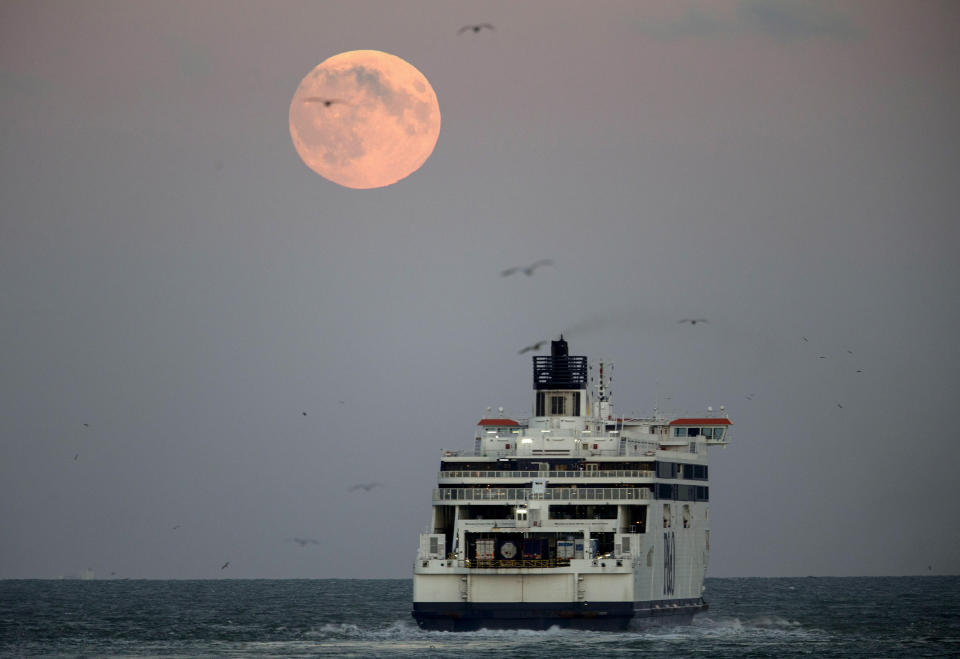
[[432, 487, 651, 502], [467, 558, 571, 569], [438, 470, 655, 480]]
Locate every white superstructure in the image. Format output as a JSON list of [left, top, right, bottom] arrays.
[[412, 337, 731, 630]]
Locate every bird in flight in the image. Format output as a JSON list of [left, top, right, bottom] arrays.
[[745, 394, 755, 401], [73, 454, 79, 461], [349, 482, 381, 492], [220, 561, 230, 570], [518, 340, 548, 355], [801, 337, 808, 343], [287, 537, 320, 547], [501, 259, 552, 277], [677, 319, 708, 325], [458, 23, 494, 34], [82, 423, 90, 428], [302, 97, 347, 108], [171, 525, 181, 530], [302, 411, 307, 416]]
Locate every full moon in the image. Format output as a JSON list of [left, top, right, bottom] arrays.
[[289, 50, 441, 189]]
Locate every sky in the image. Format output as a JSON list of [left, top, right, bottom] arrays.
[[1, 0, 958, 580]]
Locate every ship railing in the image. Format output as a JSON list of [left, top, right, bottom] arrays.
[[466, 558, 572, 569], [443, 443, 659, 458], [438, 470, 655, 480], [432, 487, 652, 502]]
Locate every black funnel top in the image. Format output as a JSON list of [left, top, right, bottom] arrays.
[[533, 337, 587, 390], [551, 336, 568, 357]]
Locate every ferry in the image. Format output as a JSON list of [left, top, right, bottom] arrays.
[[412, 337, 731, 630]]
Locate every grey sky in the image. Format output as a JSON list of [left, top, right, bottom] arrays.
[[1, 0, 958, 579]]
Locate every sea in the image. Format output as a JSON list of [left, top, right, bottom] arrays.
[[1, 576, 957, 657]]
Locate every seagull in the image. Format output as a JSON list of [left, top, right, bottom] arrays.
[[500, 259, 552, 277], [349, 482, 381, 492], [82, 423, 90, 428], [287, 537, 320, 547], [801, 337, 808, 342], [302, 411, 307, 416], [518, 340, 548, 355], [172, 525, 181, 530], [458, 23, 494, 34], [745, 394, 755, 401], [677, 319, 708, 325], [856, 369, 863, 373], [220, 561, 230, 570], [302, 97, 347, 108], [73, 454, 79, 461], [837, 403, 843, 409]]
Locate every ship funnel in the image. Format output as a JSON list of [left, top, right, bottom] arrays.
[[551, 336, 568, 358], [533, 337, 588, 417]]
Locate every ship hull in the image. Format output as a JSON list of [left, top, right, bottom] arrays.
[[412, 598, 706, 631]]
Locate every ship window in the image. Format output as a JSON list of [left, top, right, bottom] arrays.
[[678, 485, 697, 501], [536, 392, 545, 416], [656, 462, 676, 479], [551, 396, 566, 415], [702, 428, 713, 439], [573, 392, 580, 416], [686, 427, 700, 437], [714, 427, 725, 440], [673, 428, 682, 437]]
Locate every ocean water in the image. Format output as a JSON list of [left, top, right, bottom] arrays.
[[1, 576, 957, 657]]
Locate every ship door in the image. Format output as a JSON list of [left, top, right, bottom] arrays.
[[516, 505, 529, 528]]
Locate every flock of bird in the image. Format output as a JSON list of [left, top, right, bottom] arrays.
[[70, 406, 383, 576], [67, 20, 869, 578], [506, 259, 716, 355], [501, 256, 865, 416]]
